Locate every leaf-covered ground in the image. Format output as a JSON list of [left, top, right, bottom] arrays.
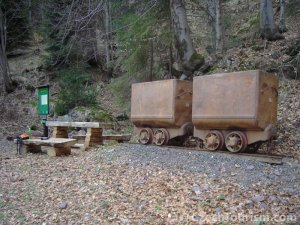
[[1, 145, 299, 225]]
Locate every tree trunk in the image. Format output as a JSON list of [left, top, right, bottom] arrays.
[[104, 0, 111, 67], [149, 39, 153, 81], [207, 0, 216, 51], [279, 0, 287, 33], [170, 0, 204, 79], [0, 8, 15, 93], [215, 0, 224, 56], [260, 0, 284, 41], [28, 0, 32, 28]]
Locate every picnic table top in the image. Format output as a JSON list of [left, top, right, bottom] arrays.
[[46, 121, 113, 129], [21, 138, 77, 147]]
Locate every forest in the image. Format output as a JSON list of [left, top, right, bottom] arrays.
[[0, 0, 299, 113]]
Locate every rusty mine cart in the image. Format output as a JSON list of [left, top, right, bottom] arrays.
[[130, 70, 279, 153], [131, 79, 193, 146]]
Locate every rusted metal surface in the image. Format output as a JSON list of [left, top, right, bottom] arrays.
[[139, 128, 153, 145], [131, 70, 278, 150], [192, 70, 278, 130], [225, 131, 248, 153], [153, 128, 170, 146], [131, 79, 193, 144], [131, 79, 192, 128], [193, 70, 278, 147], [204, 130, 224, 151]]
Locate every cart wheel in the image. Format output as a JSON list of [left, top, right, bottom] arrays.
[[204, 130, 224, 151], [139, 128, 153, 145], [153, 128, 169, 146], [225, 131, 248, 153]]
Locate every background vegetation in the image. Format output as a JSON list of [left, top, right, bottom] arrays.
[[0, 0, 299, 115]]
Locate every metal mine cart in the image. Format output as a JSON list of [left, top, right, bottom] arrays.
[[131, 79, 193, 146], [192, 70, 278, 153]]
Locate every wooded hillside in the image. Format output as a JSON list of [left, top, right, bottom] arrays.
[[0, 0, 299, 129]]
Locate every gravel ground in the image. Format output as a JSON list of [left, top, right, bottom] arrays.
[[1, 137, 299, 195], [100, 144, 300, 195], [1, 140, 300, 224]]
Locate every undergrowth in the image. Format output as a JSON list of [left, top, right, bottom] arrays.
[[54, 67, 97, 116]]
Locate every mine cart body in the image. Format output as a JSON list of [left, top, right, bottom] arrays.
[[131, 79, 193, 145], [193, 70, 278, 152]]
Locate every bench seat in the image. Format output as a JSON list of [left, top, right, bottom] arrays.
[[15, 138, 77, 156]]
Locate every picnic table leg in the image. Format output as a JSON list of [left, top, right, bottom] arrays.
[[25, 144, 42, 154], [52, 127, 68, 138], [47, 146, 71, 157], [85, 128, 103, 147]]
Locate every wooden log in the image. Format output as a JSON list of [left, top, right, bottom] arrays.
[[103, 134, 132, 143], [85, 128, 103, 147], [46, 121, 113, 129], [22, 138, 77, 147], [25, 144, 42, 153], [52, 127, 68, 138]]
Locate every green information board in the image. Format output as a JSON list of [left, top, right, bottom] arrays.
[[38, 86, 49, 115]]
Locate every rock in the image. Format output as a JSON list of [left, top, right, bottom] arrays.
[[274, 170, 281, 176], [58, 202, 68, 209], [271, 51, 281, 59], [245, 200, 254, 209], [57, 115, 72, 122], [215, 207, 222, 215], [192, 184, 201, 195], [259, 202, 268, 210], [134, 179, 145, 185], [246, 165, 255, 170], [190, 196, 206, 201], [192, 215, 203, 223], [84, 213, 91, 221], [32, 130, 43, 137], [202, 185, 209, 191], [251, 195, 265, 203], [269, 195, 280, 203]]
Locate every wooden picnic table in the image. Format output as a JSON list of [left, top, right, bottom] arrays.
[[46, 121, 114, 148]]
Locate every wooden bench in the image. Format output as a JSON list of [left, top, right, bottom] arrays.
[[15, 138, 77, 156], [46, 121, 113, 148]]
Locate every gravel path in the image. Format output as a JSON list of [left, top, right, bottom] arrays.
[[100, 144, 300, 195], [1, 137, 299, 196]]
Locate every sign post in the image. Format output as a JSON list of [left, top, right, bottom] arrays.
[[37, 85, 49, 138]]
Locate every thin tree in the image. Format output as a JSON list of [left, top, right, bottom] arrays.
[[104, 0, 111, 67], [170, 0, 204, 79], [260, 0, 284, 41], [0, 7, 15, 93], [279, 0, 287, 33], [215, 0, 224, 56]]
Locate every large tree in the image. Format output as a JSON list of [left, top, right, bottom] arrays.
[[260, 0, 284, 41], [170, 0, 204, 79]]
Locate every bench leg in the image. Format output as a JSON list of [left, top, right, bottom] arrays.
[[53, 127, 68, 138], [25, 145, 42, 154], [47, 146, 71, 157], [85, 128, 103, 147]]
